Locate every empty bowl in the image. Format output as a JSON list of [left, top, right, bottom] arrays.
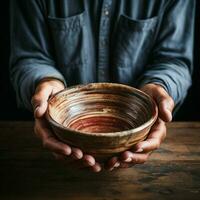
[[46, 83, 158, 162]]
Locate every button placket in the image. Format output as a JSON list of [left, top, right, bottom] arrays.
[[97, 0, 112, 82]]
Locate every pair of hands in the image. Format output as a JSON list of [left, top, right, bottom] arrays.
[[32, 79, 174, 172]]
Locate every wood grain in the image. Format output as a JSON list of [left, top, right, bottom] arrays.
[[0, 121, 200, 200]]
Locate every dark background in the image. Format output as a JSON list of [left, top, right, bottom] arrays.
[[0, 2, 199, 121]]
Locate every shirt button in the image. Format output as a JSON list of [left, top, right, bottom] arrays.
[[104, 10, 109, 16]]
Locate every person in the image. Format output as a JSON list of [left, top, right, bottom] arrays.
[[10, 0, 195, 172]]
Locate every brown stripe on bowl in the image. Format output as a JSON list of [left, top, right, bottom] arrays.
[[46, 83, 158, 162]]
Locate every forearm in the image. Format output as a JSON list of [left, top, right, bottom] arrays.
[[10, 0, 67, 111], [138, 0, 195, 110]]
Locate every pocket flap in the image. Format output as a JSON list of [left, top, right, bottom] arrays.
[[119, 15, 158, 31], [48, 12, 85, 31]]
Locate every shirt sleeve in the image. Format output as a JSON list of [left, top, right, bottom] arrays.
[[10, 0, 66, 111], [138, 0, 195, 109]]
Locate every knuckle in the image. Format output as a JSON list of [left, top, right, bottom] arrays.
[[156, 86, 164, 94], [154, 86, 166, 97], [31, 94, 40, 102]]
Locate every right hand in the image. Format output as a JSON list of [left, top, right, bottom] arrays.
[[31, 78, 101, 172]]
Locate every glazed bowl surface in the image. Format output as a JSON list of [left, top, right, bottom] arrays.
[[46, 83, 158, 162]]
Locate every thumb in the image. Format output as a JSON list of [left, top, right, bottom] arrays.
[[31, 87, 53, 118], [141, 84, 174, 122], [32, 79, 65, 118], [157, 96, 174, 122]]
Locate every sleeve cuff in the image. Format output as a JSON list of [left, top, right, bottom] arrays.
[[137, 76, 188, 114], [15, 63, 66, 111]]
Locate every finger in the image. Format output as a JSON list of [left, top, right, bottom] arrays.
[[120, 151, 134, 162], [32, 81, 64, 118], [120, 152, 150, 165], [151, 86, 174, 122], [53, 153, 87, 170], [119, 162, 135, 168], [34, 117, 51, 138], [53, 152, 101, 172], [31, 87, 52, 118], [52, 153, 74, 164], [106, 156, 120, 171], [156, 94, 174, 122], [52, 152, 65, 160], [44, 135, 72, 156], [71, 147, 83, 160], [53, 146, 84, 164], [119, 151, 150, 166], [129, 153, 150, 164], [82, 155, 96, 167], [134, 119, 166, 152], [140, 84, 174, 122], [52, 152, 81, 165], [35, 119, 72, 156], [90, 163, 102, 173]]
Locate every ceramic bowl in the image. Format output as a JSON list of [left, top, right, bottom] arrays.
[[46, 83, 158, 162]]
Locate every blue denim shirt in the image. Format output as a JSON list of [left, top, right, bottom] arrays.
[[10, 0, 195, 110]]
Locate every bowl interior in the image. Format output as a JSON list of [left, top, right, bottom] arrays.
[[47, 83, 156, 134]]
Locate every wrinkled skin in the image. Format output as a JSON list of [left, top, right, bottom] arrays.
[[32, 79, 174, 172]]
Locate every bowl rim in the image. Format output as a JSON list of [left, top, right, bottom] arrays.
[[46, 83, 158, 137]]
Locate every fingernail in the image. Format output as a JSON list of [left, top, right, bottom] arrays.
[[72, 153, 81, 160], [83, 160, 94, 166], [94, 169, 101, 173], [135, 148, 143, 153], [114, 162, 120, 168], [94, 166, 101, 173], [124, 157, 132, 162], [63, 149, 71, 156]]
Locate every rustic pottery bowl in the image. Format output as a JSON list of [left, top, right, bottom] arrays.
[[46, 83, 158, 162]]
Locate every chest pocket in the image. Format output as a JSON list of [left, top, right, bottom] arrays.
[[111, 15, 158, 84], [48, 12, 88, 68]]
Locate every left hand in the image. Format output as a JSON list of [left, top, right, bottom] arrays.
[[105, 83, 174, 171]]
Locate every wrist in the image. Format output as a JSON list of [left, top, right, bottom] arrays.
[[37, 77, 65, 89]]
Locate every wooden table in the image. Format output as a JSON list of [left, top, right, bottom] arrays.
[[0, 122, 200, 200]]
